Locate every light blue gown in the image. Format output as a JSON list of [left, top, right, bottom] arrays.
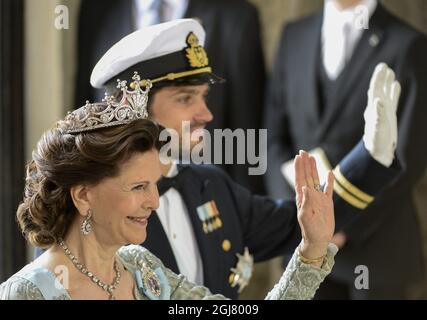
[[0, 244, 338, 300]]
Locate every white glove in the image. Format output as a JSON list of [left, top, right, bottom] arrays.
[[281, 148, 331, 187], [363, 62, 401, 167]]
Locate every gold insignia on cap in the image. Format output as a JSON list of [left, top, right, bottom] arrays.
[[185, 32, 209, 68], [222, 239, 231, 252]]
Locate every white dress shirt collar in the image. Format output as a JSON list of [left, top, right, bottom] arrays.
[[157, 160, 204, 284], [321, 0, 378, 80], [323, 0, 377, 29]]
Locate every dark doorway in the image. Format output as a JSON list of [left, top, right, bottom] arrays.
[[0, 0, 27, 282]]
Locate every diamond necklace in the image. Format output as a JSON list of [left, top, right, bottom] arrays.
[[58, 238, 121, 300]]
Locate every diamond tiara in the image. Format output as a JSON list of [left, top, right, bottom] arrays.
[[60, 72, 152, 134]]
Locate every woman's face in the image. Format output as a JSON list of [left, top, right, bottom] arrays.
[[86, 149, 161, 246]]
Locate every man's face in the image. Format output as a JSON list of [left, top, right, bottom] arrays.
[[148, 84, 213, 148]]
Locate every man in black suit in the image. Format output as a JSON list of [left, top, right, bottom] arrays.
[[264, 0, 427, 299], [74, 0, 265, 192], [87, 19, 401, 299]]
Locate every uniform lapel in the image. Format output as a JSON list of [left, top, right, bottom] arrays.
[[177, 165, 224, 290], [318, 4, 387, 140]]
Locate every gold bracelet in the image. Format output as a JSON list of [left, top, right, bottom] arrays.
[[297, 247, 326, 265]]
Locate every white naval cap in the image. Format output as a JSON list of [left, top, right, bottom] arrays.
[[90, 18, 223, 89]]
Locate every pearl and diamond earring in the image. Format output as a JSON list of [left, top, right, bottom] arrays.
[[81, 209, 93, 235]]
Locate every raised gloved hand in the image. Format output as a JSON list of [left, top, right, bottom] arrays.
[[363, 62, 401, 167]]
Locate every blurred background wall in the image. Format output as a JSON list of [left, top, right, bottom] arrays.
[[21, 0, 427, 298], [25, 0, 79, 158], [25, 0, 427, 155], [249, 0, 427, 69]]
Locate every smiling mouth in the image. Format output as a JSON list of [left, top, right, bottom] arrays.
[[127, 216, 149, 226]]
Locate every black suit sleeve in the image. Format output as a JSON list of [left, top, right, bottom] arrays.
[[332, 140, 400, 231], [263, 27, 296, 199], [208, 141, 401, 262]]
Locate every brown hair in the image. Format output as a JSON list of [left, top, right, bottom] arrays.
[[17, 119, 163, 248]]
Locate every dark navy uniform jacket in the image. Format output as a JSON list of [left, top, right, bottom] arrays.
[[143, 141, 399, 299]]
